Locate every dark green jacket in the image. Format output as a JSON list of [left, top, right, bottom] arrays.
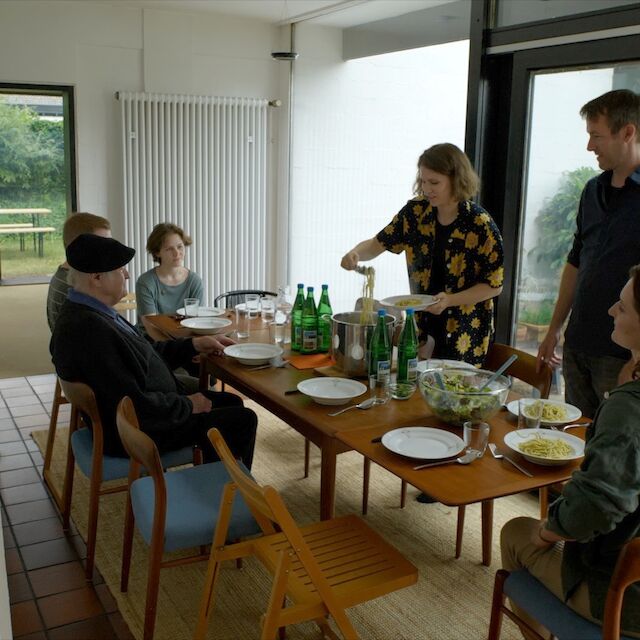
[[548, 378, 640, 630]]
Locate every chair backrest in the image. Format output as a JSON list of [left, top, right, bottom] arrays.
[[603, 537, 640, 639], [484, 342, 553, 399], [213, 289, 277, 309]]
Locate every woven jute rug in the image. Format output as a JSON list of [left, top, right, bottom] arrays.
[[34, 400, 534, 639]]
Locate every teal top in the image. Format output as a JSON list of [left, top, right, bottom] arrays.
[[135, 268, 204, 319], [547, 378, 640, 630]]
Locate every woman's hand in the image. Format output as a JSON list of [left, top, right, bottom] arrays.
[[341, 251, 360, 270], [426, 292, 452, 316], [192, 334, 236, 356]]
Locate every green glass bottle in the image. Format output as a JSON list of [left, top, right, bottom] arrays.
[[397, 308, 419, 383], [317, 284, 333, 353], [368, 309, 391, 401], [291, 283, 305, 351], [300, 286, 318, 354]]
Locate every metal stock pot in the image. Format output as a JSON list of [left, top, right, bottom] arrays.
[[331, 311, 395, 378]]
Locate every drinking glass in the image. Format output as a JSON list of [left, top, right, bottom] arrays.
[[245, 294, 260, 318], [235, 304, 251, 339], [518, 398, 542, 430], [269, 321, 285, 345], [261, 295, 276, 323], [369, 375, 390, 405], [184, 297, 200, 318], [463, 421, 490, 457]]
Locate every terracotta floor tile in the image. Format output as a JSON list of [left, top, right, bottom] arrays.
[[3, 525, 16, 548], [38, 585, 104, 628], [5, 546, 23, 574], [47, 615, 118, 640], [0, 428, 21, 443], [28, 561, 88, 598], [95, 583, 118, 613], [13, 516, 64, 546], [8, 572, 32, 604], [0, 439, 27, 455], [0, 467, 40, 489], [108, 611, 136, 640], [1, 481, 48, 506], [10, 600, 43, 637], [20, 536, 79, 570], [6, 498, 58, 525], [0, 453, 33, 473]]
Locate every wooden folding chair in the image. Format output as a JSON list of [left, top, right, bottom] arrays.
[[195, 428, 418, 640], [488, 538, 640, 640]]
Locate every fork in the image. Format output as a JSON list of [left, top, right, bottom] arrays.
[[488, 443, 533, 477]]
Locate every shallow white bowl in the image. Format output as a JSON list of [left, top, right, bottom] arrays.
[[504, 428, 585, 466], [180, 317, 232, 335], [223, 343, 284, 366], [297, 378, 368, 406], [176, 306, 225, 317]]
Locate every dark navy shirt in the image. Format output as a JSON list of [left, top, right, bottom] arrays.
[[565, 168, 640, 358]]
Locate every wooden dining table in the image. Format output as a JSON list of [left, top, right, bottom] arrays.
[[144, 313, 585, 565]]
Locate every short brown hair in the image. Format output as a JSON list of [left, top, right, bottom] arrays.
[[62, 212, 111, 248], [580, 89, 640, 139], [630, 264, 640, 380], [146, 223, 192, 263], [413, 143, 480, 201]]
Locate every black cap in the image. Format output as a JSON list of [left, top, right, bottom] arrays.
[[66, 234, 135, 273]]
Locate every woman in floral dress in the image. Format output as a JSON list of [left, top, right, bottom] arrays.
[[341, 143, 504, 366]]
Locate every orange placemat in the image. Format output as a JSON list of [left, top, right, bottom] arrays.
[[288, 353, 335, 370], [314, 364, 368, 379]]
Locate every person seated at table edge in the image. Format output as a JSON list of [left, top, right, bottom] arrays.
[[500, 264, 640, 639], [46, 212, 111, 332], [50, 233, 256, 466]]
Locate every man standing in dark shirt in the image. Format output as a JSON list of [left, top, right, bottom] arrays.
[[537, 89, 640, 417], [51, 233, 257, 466]]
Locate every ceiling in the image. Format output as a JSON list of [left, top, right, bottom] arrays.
[[105, 0, 456, 28]]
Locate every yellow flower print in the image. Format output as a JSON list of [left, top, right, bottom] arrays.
[[456, 333, 471, 354], [471, 317, 481, 329], [465, 232, 479, 249], [392, 243, 403, 253], [481, 336, 490, 353], [406, 246, 415, 264], [446, 318, 459, 333], [449, 253, 466, 276], [488, 267, 504, 288], [451, 229, 465, 240], [418, 221, 435, 237], [420, 243, 430, 256], [412, 269, 431, 289], [474, 213, 490, 225], [473, 345, 485, 358], [383, 223, 395, 236], [460, 304, 474, 315], [413, 204, 423, 215], [489, 250, 498, 264], [457, 277, 465, 289]]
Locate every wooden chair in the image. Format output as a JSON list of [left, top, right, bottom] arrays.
[[58, 380, 194, 579], [116, 398, 259, 640], [194, 427, 418, 640], [488, 538, 640, 640], [42, 377, 69, 510]]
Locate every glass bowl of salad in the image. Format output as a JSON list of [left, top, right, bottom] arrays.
[[418, 367, 510, 426]]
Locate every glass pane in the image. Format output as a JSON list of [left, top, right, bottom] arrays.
[[513, 62, 640, 400], [496, 0, 639, 28]]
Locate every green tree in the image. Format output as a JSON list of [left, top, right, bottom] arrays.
[[529, 166, 599, 273]]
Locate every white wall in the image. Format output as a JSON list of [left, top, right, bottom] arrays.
[[0, 1, 285, 287]]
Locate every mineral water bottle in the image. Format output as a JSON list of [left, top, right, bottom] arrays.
[[317, 284, 333, 353], [397, 308, 419, 383], [368, 309, 391, 402], [291, 283, 305, 351], [300, 286, 318, 354]]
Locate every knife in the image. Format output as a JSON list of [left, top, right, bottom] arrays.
[[500, 451, 533, 477]]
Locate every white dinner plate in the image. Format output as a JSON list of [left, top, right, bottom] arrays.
[[382, 426, 465, 460], [297, 378, 368, 406], [504, 429, 585, 466], [380, 294, 436, 311], [176, 306, 225, 317], [416, 359, 476, 373], [506, 399, 581, 426], [179, 317, 232, 335], [224, 343, 284, 366]]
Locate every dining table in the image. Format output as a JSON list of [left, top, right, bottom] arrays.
[[143, 313, 586, 565]]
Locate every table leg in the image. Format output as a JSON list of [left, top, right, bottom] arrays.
[[481, 499, 494, 566], [320, 438, 338, 520]]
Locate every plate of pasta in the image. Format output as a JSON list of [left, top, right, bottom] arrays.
[[380, 294, 436, 311], [506, 399, 581, 426], [504, 429, 584, 466]]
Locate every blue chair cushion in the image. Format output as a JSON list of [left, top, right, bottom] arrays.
[[130, 461, 260, 552], [71, 428, 193, 482], [505, 570, 636, 640]]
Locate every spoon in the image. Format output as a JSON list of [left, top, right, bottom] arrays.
[[328, 397, 377, 417], [480, 354, 518, 391], [413, 450, 478, 470]]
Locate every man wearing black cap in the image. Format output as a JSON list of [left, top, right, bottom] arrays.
[[50, 233, 257, 466]]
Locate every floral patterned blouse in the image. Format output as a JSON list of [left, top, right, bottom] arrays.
[[376, 197, 504, 366]]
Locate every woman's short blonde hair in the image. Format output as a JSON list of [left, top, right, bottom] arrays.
[[413, 143, 480, 202], [146, 223, 192, 263]]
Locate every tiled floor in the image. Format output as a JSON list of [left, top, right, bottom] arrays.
[[0, 374, 134, 640]]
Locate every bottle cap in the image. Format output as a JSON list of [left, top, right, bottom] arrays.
[[406, 308, 414, 315], [377, 309, 386, 317], [322, 284, 328, 289], [308, 286, 314, 292], [297, 283, 304, 288]]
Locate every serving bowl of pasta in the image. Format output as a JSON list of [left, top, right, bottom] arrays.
[[504, 429, 585, 466]]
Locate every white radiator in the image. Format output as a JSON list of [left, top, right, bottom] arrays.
[[119, 92, 270, 306]]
